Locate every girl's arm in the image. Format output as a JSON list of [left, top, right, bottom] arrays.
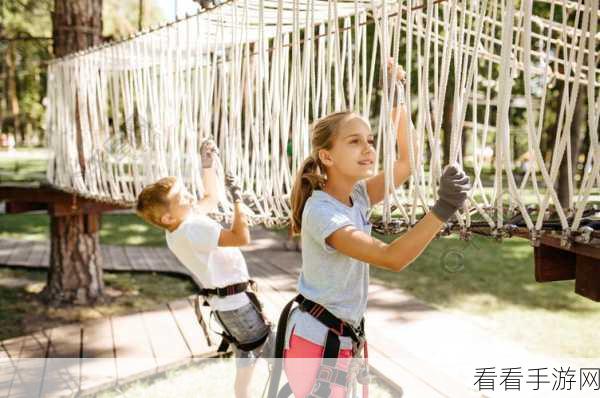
[[330, 165, 470, 271], [365, 104, 411, 205], [327, 212, 443, 272], [218, 174, 251, 247], [366, 60, 411, 205]]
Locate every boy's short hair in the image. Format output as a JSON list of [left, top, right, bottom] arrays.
[[136, 176, 177, 229]]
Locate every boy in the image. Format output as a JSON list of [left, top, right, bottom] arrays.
[[136, 140, 273, 398]]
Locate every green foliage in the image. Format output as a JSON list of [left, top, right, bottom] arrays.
[[0, 0, 164, 145]]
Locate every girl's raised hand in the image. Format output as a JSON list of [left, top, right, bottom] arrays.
[[431, 164, 471, 222], [386, 57, 406, 84]]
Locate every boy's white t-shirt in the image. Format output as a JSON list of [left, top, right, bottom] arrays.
[[165, 213, 250, 311]]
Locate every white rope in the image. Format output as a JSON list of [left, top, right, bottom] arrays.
[[45, 0, 599, 238]]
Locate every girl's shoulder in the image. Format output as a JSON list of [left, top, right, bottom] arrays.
[[303, 191, 339, 217], [351, 180, 371, 209]]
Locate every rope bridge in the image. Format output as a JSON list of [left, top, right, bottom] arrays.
[[45, 0, 600, 246]]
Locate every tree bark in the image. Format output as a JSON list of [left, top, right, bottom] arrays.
[[5, 41, 21, 143], [46, 0, 104, 306], [44, 213, 104, 305], [52, 0, 103, 58]]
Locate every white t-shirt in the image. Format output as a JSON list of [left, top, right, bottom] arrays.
[[165, 213, 250, 311]]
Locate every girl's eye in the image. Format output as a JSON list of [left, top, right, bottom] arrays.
[[351, 139, 359, 144]]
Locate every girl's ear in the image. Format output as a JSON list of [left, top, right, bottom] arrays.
[[318, 148, 333, 167]]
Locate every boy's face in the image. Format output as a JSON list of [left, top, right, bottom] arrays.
[[160, 180, 196, 227]]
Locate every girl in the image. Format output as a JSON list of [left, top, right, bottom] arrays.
[[270, 60, 471, 398]]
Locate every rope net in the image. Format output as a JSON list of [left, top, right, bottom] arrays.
[[45, 0, 599, 242]]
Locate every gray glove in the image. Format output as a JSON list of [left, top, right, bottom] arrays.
[[200, 139, 217, 168], [431, 164, 471, 222], [225, 173, 243, 203]]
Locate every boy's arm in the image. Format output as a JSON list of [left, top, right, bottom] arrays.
[[195, 139, 220, 213], [217, 174, 251, 247]]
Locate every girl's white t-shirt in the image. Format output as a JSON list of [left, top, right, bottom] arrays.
[[165, 213, 250, 311]]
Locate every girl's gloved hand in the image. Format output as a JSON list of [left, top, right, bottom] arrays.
[[431, 164, 471, 222]]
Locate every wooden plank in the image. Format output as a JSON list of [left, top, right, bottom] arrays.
[[367, 344, 448, 398], [107, 246, 131, 271], [12, 240, 35, 267], [140, 307, 191, 371], [38, 243, 50, 268], [534, 244, 576, 282], [123, 246, 146, 271], [80, 317, 117, 394], [167, 299, 213, 358], [3, 331, 49, 398], [4, 240, 28, 266], [0, 346, 15, 398], [111, 312, 158, 384], [26, 241, 47, 268], [575, 254, 600, 301], [0, 239, 16, 265], [101, 245, 114, 271], [144, 248, 166, 273], [39, 324, 81, 397], [156, 248, 186, 275], [138, 247, 156, 272]]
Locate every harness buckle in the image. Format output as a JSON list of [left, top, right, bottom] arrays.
[[249, 279, 258, 292], [316, 366, 334, 382], [329, 322, 344, 336]]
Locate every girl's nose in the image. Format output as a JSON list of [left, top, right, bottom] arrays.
[[363, 142, 375, 154]]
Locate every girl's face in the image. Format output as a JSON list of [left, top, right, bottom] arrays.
[[320, 115, 376, 181]]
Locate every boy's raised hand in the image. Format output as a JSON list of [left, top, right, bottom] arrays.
[[200, 138, 218, 169], [431, 164, 471, 222], [225, 173, 243, 203]]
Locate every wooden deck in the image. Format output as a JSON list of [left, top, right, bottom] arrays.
[[0, 229, 502, 398], [0, 238, 189, 277]]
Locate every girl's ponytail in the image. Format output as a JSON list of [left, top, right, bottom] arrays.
[[291, 155, 326, 234]]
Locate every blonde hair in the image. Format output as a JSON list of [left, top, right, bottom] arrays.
[[290, 111, 354, 234], [136, 176, 177, 229]]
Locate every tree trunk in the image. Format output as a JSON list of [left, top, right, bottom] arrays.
[[46, 0, 104, 306], [557, 90, 584, 210], [52, 0, 103, 58], [0, 19, 4, 132], [44, 213, 104, 305], [5, 41, 21, 143]]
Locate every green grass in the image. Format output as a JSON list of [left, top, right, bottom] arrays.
[[370, 233, 600, 358], [0, 156, 48, 184], [96, 358, 397, 398], [0, 267, 197, 341], [0, 213, 166, 246]]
